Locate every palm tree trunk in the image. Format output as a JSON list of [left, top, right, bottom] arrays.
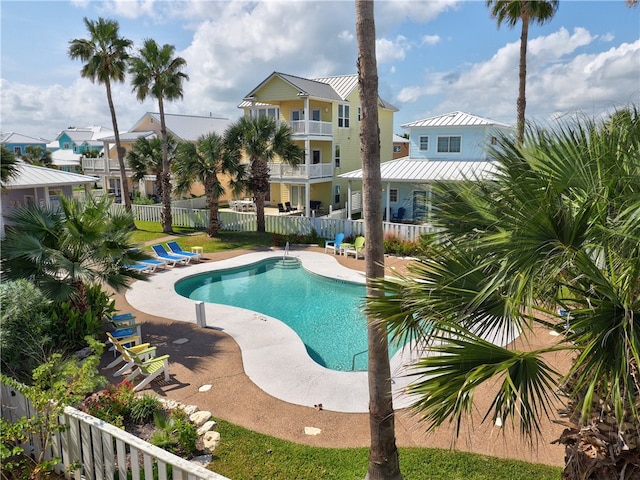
[[158, 98, 173, 233], [517, 15, 529, 145], [205, 178, 221, 237], [105, 79, 132, 211], [356, 1, 401, 478]]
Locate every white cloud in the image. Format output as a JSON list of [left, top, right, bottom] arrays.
[[421, 34, 441, 46], [376, 36, 410, 63]]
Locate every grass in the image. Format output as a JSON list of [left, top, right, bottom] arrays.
[[131, 221, 275, 252], [209, 420, 562, 480]]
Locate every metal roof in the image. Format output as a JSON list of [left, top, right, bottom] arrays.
[[130, 113, 232, 142], [312, 74, 359, 100], [393, 134, 409, 143], [401, 111, 511, 129], [339, 158, 498, 182], [1, 132, 50, 144], [4, 163, 98, 189], [100, 131, 157, 142]]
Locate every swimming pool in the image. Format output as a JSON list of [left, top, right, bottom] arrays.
[[175, 257, 400, 371]]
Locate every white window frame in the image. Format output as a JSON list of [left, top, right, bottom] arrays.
[[311, 108, 321, 121], [291, 110, 304, 121], [393, 145, 401, 153], [334, 144, 341, 168], [334, 184, 341, 204], [389, 188, 398, 203], [437, 135, 462, 153], [338, 104, 350, 128], [250, 107, 280, 120], [13, 146, 22, 155], [419, 135, 429, 151]]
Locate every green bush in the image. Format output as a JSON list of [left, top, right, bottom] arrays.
[[82, 380, 136, 428], [151, 408, 199, 457], [130, 394, 163, 424]]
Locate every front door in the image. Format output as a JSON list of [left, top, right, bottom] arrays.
[[412, 189, 429, 222]]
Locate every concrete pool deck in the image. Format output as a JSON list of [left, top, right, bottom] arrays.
[[102, 244, 571, 467]]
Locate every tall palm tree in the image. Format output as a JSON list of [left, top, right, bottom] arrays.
[[1, 145, 19, 186], [486, 0, 558, 144], [355, 1, 402, 479], [367, 105, 640, 479], [173, 133, 245, 237], [127, 135, 176, 202], [68, 17, 133, 210], [129, 39, 189, 234], [226, 116, 302, 233], [1, 195, 147, 311], [22, 146, 53, 167]]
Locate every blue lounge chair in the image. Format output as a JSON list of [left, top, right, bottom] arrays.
[[151, 244, 190, 266], [166, 241, 201, 262], [125, 263, 153, 274], [324, 232, 345, 255], [138, 258, 168, 270]]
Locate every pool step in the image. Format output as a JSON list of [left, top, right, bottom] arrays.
[[274, 258, 300, 269]]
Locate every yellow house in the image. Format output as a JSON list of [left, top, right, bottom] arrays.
[[238, 72, 397, 216]]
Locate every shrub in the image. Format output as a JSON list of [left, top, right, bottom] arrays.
[[150, 408, 199, 457], [129, 394, 163, 424], [82, 380, 136, 428]]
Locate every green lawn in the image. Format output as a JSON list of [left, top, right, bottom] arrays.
[[209, 420, 562, 480]]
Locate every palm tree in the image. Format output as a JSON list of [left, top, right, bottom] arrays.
[[22, 146, 53, 167], [1, 195, 148, 311], [486, 0, 558, 144], [127, 135, 176, 202], [226, 116, 302, 233], [355, 1, 402, 479], [1, 145, 19, 185], [129, 39, 189, 234], [367, 105, 640, 479], [173, 133, 245, 237], [68, 17, 133, 210]]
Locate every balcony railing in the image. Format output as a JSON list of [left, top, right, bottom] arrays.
[[268, 162, 334, 180], [82, 157, 131, 173], [288, 120, 333, 136]]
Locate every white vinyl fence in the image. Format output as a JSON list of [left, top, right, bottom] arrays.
[[0, 382, 229, 480], [113, 204, 436, 242]]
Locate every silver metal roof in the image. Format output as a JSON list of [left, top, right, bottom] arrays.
[[1, 132, 50, 144], [134, 113, 232, 142], [339, 158, 498, 182], [402, 111, 511, 129], [4, 163, 98, 189]]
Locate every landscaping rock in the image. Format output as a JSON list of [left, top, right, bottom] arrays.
[[196, 420, 217, 436], [190, 410, 212, 427], [203, 431, 221, 452], [191, 453, 212, 467]]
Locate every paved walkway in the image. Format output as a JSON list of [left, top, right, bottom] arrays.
[[101, 243, 571, 467]]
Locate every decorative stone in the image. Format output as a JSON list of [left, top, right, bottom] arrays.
[[203, 431, 221, 451], [173, 337, 189, 345], [189, 410, 212, 427], [304, 426, 321, 436], [190, 453, 213, 466], [182, 404, 199, 416], [198, 384, 212, 392], [196, 420, 217, 436], [495, 417, 503, 427]]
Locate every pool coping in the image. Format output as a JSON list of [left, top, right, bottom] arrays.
[[126, 249, 422, 413]]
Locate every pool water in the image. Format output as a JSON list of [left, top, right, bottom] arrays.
[[174, 258, 399, 371]]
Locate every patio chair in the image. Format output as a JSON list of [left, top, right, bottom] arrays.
[[285, 201, 297, 212], [105, 332, 156, 375], [124, 263, 154, 274], [126, 353, 171, 392], [106, 312, 143, 341], [324, 232, 345, 255], [151, 244, 191, 266], [342, 236, 365, 259], [392, 207, 406, 222], [277, 203, 287, 213], [166, 241, 201, 262], [138, 258, 168, 270]]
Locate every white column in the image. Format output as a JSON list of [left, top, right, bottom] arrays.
[[347, 181, 353, 220]]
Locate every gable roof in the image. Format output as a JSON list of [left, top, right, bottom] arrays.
[[402, 111, 511, 129], [4, 162, 97, 189], [128, 113, 232, 142], [55, 126, 114, 143], [1, 132, 50, 144], [393, 134, 409, 143], [240, 71, 398, 111], [339, 158, 498, 182]]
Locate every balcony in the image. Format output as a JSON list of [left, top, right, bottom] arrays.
[[82, 157, 131, 174], [288, 120, 333, 137], [268, 162, 334, 180]]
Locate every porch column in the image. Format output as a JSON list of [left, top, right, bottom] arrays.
[[347, 181, 352, 220], [305, 183, 311, 216], [385, 181, 391, 221], [304, 97, 310, 179]]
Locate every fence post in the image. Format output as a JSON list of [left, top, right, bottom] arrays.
[[195, 301, 206, 327]]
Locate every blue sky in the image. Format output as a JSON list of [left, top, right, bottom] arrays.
[[1, 0, 638, 140]]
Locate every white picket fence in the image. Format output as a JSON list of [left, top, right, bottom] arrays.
[[113, 204, 436, 242], [0, 382, 229, 480]]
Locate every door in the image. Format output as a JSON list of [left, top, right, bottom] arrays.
[[412, 190, 429, 222]]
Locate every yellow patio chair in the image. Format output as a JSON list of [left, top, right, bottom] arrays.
[[105, 332, 157, 376], [342, 236, 365, 259], [126, 354, 171, 392]]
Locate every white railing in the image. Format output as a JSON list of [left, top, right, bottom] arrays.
[[0, 382, 229, 480], [111, 204, 437, 241], [267, 162, 333, 179], [81, 157, 131, 173], [288, 120, 333, 136]]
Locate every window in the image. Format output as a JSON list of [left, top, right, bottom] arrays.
[[491, 136, 498, 145], [250, 107, 279, 120], [334, 144, 341, 168], [63, 142, 70, 149], [13, 146, 22, 155], [389, 188, 398, 203], [357, 106, 361, 121], [291, 110, 303, 121], [334, 185, 341, 204], [393, 145, 401, 153], [312, 149, 321, 164], [311, 109, 321, 121], [338, 104, 350, 128], [419, 135, 429, 151], [437, 136, 461, 153]]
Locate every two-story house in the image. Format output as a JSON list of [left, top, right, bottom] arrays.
[[238, 72, 397, 216], [83, 113, 233, 201], [1, 132, 50, 157], [48, 126, 113, 173], [340, 111, 513, 223]]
